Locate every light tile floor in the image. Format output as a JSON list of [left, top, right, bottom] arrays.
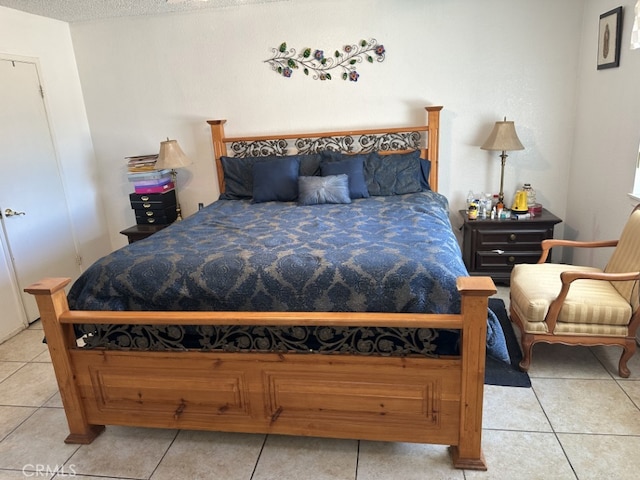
[[0, 287, 638, 479]]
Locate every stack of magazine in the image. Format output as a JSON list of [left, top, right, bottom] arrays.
[[126, 154, 174, 194]]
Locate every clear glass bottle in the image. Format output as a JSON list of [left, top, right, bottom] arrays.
[[523, 183, 536, 207], [466, 190, 475, 212]]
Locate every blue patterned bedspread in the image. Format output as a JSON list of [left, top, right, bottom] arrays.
[[68, 191, 509, 361], [70, 191, 463, 312]]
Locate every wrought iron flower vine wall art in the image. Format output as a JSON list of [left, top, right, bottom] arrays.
[[264, 38, 386, 81]]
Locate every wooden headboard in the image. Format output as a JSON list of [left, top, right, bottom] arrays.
[[207, 106, 442, 193]]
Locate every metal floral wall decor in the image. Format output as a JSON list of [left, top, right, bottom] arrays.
[[264, 38, 385, 81]]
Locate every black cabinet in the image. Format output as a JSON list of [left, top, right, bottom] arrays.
[[129, 190, 177, 225]]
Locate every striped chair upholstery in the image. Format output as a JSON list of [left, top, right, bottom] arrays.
[[509, 208, 640, 378], [605, 210, 640, 313]]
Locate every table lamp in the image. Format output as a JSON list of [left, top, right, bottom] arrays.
[[480, 118, 524, 205], [155, 138, 192, 221]]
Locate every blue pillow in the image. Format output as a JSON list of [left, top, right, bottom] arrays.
[[364, 150, 427, 196], [299, 154, 322, 177], [419, 158, 431, 191], [220, 154, 320, 199], [298, 175, 352, 205], [320, 153, 369, 199], [252, 156, 301, 203]]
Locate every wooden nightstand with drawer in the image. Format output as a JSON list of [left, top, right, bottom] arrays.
[[120, 224, 169, 244], [460, 208, 562, 283]]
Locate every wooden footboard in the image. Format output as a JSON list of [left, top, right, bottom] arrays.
[[26, 276, 495, 470]]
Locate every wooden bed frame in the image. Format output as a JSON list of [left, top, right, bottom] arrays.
[[26, 107, 497, 471]]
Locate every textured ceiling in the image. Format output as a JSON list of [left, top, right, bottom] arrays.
[[0, 0, 287, 23]]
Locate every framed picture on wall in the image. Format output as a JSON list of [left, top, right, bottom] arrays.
[[597, 6, 623, 69]]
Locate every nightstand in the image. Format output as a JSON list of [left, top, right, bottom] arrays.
[[460, 208, 562, 283], [120, 224, 169, 244]]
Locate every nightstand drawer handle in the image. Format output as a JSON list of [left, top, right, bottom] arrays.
[[141, 195, 150, 201], [509, 233, 517, 241], [145, 211, 155, 216], [491, 249, 505, 255], [508, 256, 515, 263], [142, 203, 151, 208], [147, 218, 156, 223]]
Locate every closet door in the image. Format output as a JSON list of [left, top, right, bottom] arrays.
[[0, 58, 80, 328]]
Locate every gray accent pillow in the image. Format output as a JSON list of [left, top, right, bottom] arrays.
[[298, 175, 352, 205]]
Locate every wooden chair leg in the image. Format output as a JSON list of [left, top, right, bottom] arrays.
[[618, 339, 637, 378], [519, 334, 533, 372]]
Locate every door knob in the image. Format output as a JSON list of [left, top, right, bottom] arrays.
[[4, 208, 26, 217]]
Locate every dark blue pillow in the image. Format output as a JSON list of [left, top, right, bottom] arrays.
[[220, 154, 320, 199], [299, 154, 322, 177], [320, 153, 369, 199], [252, 156, 301, 203], [419, 158, 431, 191], [364, 150, 428, 196]]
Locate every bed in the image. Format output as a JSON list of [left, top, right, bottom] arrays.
[[27, 106, 498, 470]]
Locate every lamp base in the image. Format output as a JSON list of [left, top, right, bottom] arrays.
[[497, 151, 508, 206], [170, 169, 183, 222]]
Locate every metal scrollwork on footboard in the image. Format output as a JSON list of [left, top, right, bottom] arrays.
[[77, 323, 444, 357]]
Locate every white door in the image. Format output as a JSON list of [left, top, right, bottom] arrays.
[[0, 58, 80, 324], [0, 235, 25, 341]]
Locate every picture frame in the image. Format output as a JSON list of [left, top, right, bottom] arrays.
[[597, 6, 623, 69]]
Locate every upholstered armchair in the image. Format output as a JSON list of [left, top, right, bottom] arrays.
[[509, 207, 640, 378]]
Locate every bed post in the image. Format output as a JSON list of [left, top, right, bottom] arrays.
[[449, 276, 496, 471], [24, 278, 105, 444], [425, 106, 442, 192], [207, 119, 228, 194]]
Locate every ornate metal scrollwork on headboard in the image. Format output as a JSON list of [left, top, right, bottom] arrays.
[[359, 132, 421, 153], [229, 139, 289, 158], [295, 136, 356, 154], [228, 131, 423, 158]]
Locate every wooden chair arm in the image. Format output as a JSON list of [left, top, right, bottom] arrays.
[[537, 239, 619, 263], [560, 271, 640, 283], [544, 270, 640, 330]]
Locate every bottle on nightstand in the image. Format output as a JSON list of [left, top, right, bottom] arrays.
[[523, 183, 536, 207]]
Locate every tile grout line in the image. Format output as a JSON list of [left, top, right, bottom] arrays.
[[530, 382, 580, 479], [146, 429, 181, 480], [249, 434, 269, 480]]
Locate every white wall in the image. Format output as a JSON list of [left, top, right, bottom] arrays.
[[70, 0, 585, 248], [567, 0, 640, 267], [0, 6, 110, 337], [0, 6, 110, 267]]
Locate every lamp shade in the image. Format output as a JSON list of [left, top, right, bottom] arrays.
[[156, 139, 192, 169], [480, 120, 524, 152]]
